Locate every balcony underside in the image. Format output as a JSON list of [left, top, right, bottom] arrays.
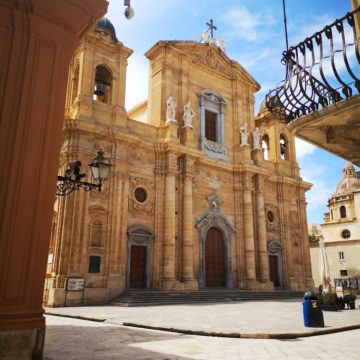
[[287, 94, 360, 166]]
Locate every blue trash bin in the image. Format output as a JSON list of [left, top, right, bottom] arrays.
[[303, 290, 324, 327]]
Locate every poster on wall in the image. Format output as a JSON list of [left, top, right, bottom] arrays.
[[65, 278, 85, 291]]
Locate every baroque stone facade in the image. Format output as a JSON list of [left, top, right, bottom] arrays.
[[45, 19, 314, 307]]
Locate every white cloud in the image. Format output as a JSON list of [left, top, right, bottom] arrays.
[[299, 161, 333, 224], [221, 6, 276, 42], [295, 138, 317, 158]]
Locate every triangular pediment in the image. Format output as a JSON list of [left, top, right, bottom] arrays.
[[147, 41, 260, 89]]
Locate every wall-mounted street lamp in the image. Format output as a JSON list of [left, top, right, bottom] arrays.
[[56, 149, 111, 196]]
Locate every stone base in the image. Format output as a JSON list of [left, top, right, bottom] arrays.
[[164, 121, 179, 142], [0, 327, 45, 360], [234, 144, 252, 163], [160, 279, 198, 291], [182, 127, 196, 147], [47, 288, 66, 307], [183, 279, 199, 290], [258, 280, 274, 291], [245, 279, 262, 290], [251, 147, 263, 165]]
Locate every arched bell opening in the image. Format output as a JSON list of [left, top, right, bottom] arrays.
[[93, 65, 112, 104], [262, 134, 270, 160], [279, 134, 289, 160]]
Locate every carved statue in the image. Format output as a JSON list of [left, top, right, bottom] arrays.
[[166, 96, 176, 122], [252, 127, 262, 149], [239, 123, 248, 145], [183, 101, 195, 128]]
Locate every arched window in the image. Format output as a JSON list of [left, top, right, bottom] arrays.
[[330, 209, 333, 220], [262, 134, 270, 160], [93, 65, 112, 104], [91, 219, 103, 247], [340, 205, 347, 219], [279, 134, 288, 160]]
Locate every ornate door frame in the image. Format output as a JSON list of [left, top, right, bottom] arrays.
[[195, 194, 235, 289], [267, 240, 283, 288], [127, 225, 154, 289]]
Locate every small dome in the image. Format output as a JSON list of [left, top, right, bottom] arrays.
[[96, 17, 118, 42], [332, 162, 360, 196], [343, 161, 355, 173]]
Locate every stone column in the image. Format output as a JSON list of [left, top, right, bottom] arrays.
[[162, 152, 177, 289], [182, 156, 198, 289], [0, 1, 107, 358], [255, 175, 273, 289], [242, 173, 258, 288]]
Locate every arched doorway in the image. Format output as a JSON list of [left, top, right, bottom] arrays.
[[196, 194, 235, 288], [127, 226, 154, 289], [268, 240, 283, 288], [205, 227, 225, 287]]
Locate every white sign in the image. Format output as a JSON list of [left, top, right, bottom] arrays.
[[65, 278, 85, 291]]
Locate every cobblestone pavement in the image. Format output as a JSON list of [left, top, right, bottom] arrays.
[[44, 315, 360, 360], [45, 300, 360, 336]]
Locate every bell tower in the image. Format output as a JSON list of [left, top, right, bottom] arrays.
[[65, 18, 133, 127], [255, 105, 299, 177]]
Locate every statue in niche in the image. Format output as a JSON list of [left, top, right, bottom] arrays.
[[239, 123, 249, 145], [252, 127, 262, 149], [183, 101, 195, 128], [166, 96, 176, 122]]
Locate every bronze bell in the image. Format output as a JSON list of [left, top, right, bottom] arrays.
[[94, 80, 105, 96]]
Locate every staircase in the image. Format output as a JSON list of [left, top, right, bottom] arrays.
[[110, 289, 304, 307]]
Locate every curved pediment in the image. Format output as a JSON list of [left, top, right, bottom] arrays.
[[145, 41, 260, 89]]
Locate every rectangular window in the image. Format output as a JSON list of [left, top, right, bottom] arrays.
[[89, 256, 101, 273], [205, 110, 217, 142], [340, 269, 348, 276], [338, 251, 345, 260]]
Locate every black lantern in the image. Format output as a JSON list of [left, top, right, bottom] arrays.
[[56, 149, 111, 196], [89, 149, 111, 186]]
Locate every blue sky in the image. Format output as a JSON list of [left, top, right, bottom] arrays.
[[106, 0, 357, 225]]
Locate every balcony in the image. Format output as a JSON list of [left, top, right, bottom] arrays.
[[265, 6, 360, 166]]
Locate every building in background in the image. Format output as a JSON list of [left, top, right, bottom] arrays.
[[45, 19, 314, 307], [310, 162, 360, 293]]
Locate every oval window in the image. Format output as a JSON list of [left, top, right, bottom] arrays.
[[267, 211, 274, 223], [134, 187, 147, 203], [341, 229, 351, 239]]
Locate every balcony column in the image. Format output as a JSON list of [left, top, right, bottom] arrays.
[[0, 1, 107, 358]]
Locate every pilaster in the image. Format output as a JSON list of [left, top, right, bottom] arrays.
[[181, 156, 198, 289], [0, 0, 107, 358], [242, 172, 258, 287], [255, 175, 273, 290], [161, 151, 178, 289]]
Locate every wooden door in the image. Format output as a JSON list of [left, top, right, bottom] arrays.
[[130, 245, 147, 288], [205, 227, 225, 287], [269, 255, 280, 287]]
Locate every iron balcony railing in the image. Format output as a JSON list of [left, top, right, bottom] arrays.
[[265, 7, 360, 121]]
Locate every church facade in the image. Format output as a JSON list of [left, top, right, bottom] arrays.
[[310, 162, 360, 292], [45, 19, 314, 307]]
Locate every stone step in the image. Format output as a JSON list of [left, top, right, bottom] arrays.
[[110, 290, 304, 307]]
